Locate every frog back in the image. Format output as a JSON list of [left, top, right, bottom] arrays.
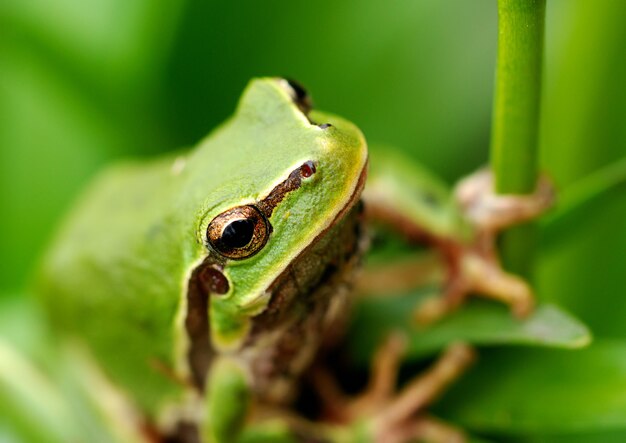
[[37, 154, 202, 414]]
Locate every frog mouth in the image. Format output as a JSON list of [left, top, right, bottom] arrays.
[[330, 157, 368, 229]]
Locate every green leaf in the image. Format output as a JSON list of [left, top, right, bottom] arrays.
[[347, 290, 590, 364], [0, 295, 45, 352], [536, 0, 626, 338], [0, 337, 73, 443], [542, 156, 626, 251], [505, 429, 626, 443], [436, 340, 626, 435]]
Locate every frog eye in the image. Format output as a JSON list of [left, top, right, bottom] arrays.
[[207, 205, 271, 260]]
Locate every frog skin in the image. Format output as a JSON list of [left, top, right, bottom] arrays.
[[30, 77, 550, 443], [36, 78, 368, 442]]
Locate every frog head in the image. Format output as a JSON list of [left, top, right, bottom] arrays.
[[181, 78, 367, 356], [38, 77, 367, 412]]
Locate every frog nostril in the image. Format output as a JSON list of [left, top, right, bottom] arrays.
[[300, 161, 317, 178]]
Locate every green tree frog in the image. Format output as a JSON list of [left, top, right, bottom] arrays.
[[37, 77, 371, 442], [2, 77, 550, 443]]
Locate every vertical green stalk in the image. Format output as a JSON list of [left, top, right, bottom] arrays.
[[491, 0, 546, 277]]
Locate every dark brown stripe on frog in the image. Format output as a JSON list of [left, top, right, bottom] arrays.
[[256, 164, 308, 218], [185, 260, 222, 389]]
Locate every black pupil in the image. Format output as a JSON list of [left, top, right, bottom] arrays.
[[222, 219, 255, 249]]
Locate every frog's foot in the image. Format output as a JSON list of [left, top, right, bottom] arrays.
[[455, 168, 554, 234], [312, 336, 475, 443], [462, 252, 535, 317], [414, 170, 552, 324], [414, 249, 534, 325]]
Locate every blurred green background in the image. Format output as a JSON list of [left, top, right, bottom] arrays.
[[1, 0, 626, 440]]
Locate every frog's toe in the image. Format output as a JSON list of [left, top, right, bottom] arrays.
[[410, 243, 537, 325], [413, 296, 453, 326], [463, 252, 536, 318]]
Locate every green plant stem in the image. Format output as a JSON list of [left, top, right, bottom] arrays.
[[491, 0, 546, 277]]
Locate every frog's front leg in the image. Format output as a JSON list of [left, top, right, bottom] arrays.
[[438, 168, 554, 319], [415, 248, 536, 324], [201, 359, 302, 443], [202, 356, 346, 443], [364, 161, 553, 324], [202, 356, 252, 443]]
